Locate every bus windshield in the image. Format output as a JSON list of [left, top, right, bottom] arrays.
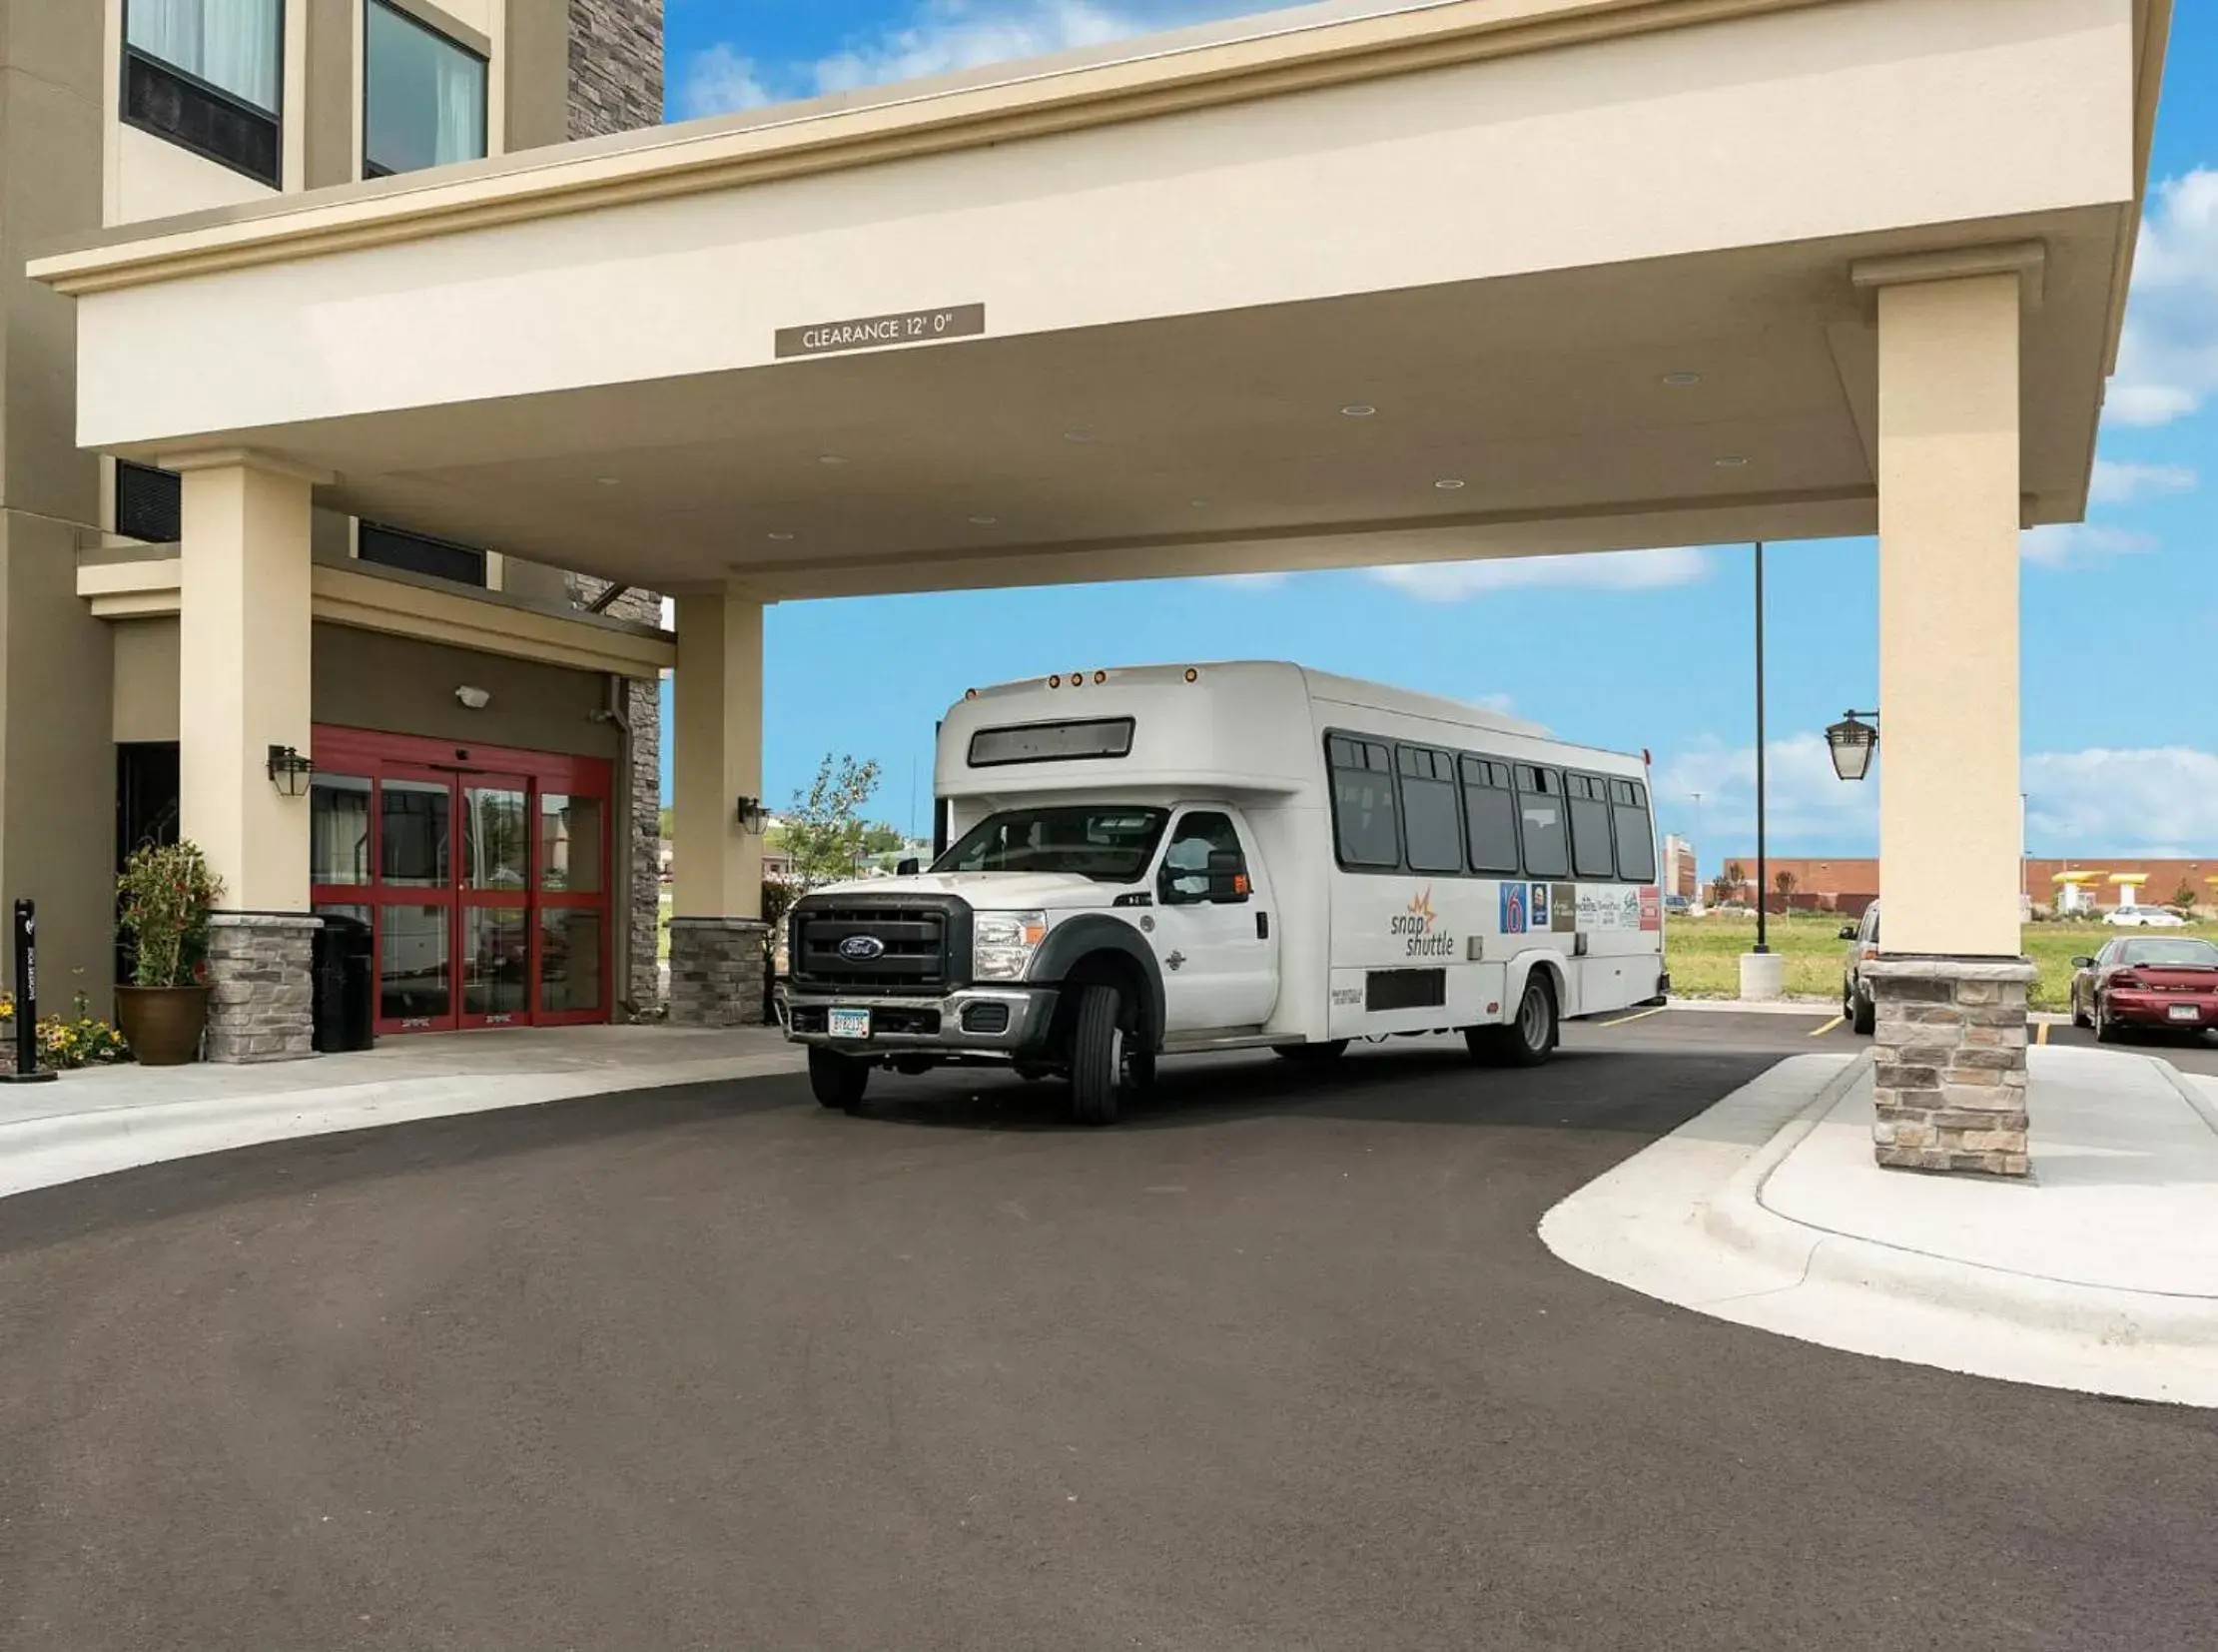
[[934, 805, 1169, 883]]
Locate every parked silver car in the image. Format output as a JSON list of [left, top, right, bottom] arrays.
[[1839, 903, 1879, 1035]]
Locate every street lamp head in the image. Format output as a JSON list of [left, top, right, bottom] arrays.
[[1826, 711, 1879, 783]]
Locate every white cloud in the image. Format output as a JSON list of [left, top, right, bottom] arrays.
[[1654, 740, 2218, 857], [2087, 458, 2197, 505], [2024, 748, 2218, 852], [2019, 522, 2155, 569], [680, 1, 1256, 117], [2109, 169, 2218, 427], [1653, 734, 1879, 850], [1366, 545, 1713, 601], [679, 43, 777, 118]]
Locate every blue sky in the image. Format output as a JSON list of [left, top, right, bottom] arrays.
[[658, 1, 2218, 862]]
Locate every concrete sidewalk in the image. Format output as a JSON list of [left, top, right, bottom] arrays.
[[0, 1026, 805, 1202], [1542, 1047, 2218, 1406]]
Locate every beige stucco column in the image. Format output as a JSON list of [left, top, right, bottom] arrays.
[[668, 585, 767, 1026], [1853, 247, 2043, 1177], [175, 452, 317, 908], [172, 450, 323, 1061]]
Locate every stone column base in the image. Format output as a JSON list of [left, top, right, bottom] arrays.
[[668, 918, 769, 1027], [1865, 957, 2037, 1178], [206, 913, 321, 1064]]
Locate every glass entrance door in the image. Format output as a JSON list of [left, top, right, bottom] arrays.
[[310, 727, 613, 1036]]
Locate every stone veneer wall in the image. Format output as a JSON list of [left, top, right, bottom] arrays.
[[1865, 958, 2037, 1178], [567, 5, 665, 1013], [668, 918, 769, 1027], [568, 0, 664, 140], [572, 580, 665, 1015], [205, 914, 320, 1063]]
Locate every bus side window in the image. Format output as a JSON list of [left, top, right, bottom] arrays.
[[1460, 755, 1519, 875], [1329, 735, 1401, 869], [1567, 774, 1615, 880], [1609, 780, 1658, 883], [1516, 766, 1569, 880]]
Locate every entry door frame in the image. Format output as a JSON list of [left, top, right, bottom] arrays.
[[311, 725, 615, 1036]]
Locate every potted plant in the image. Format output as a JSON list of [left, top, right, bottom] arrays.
[[115, 841, 224, 1066]]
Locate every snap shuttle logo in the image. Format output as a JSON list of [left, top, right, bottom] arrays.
[[1392, 888, 1458, 958]]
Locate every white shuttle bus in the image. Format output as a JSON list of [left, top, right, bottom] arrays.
[[784, 662, 1666, 1123]]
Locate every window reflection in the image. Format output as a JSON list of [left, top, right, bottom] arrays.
[[379, 905, 449, 1023], [311, 774, 371, 885], [380, 780, 450, 888], [463, 786, 527, 890], [464, 908, 528, 1018], [539, 909, 602, 1014], [539, 793, 604, 894]]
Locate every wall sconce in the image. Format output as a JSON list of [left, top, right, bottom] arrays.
[[455, 685, 492, 710], [1825, 710, 1880, 782], [266, 744, 313, 797], [735, 795, 767, 834]]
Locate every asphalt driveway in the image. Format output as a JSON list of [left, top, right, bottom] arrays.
[[2, 1017, 2214, 1651]]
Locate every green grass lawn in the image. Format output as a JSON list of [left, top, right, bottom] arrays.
[[658, 890, 673, 961], [1666, 911, 2218, 1011]]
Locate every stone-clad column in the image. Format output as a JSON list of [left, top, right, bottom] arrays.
[[174, 452, 323, 1063], [668, 586, 767, 1027], [1853, 247, 2040, 1176]]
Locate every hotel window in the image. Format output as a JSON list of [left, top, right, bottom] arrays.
[[123, 0, 284, 187], [365, 0, 487, 178]]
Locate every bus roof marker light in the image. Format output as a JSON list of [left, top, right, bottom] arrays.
[[1048, 674, 1063, 688], [1184, 668, 1198, 683], [1093, 670, 1107, 685]]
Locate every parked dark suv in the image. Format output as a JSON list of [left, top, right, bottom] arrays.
[[1839, 903, 1879, 1035]]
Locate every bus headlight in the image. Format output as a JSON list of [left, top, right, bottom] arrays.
[[974, 911, 1049, 981]]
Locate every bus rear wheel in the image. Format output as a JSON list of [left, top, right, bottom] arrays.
[[1472, 976, 1556, 1068]]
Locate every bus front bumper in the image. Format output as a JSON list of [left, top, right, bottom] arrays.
[[782, 986, 1059, 1058]]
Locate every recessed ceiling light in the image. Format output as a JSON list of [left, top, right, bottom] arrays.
[[969, 514, 999, 525], [1340, 405, 1377, 417], [594, 476, 620, 486], [1714, 454, 1750, 468], [766, 531, 795, 541], [816, 453, 847, 465], [1435, 478, 1467, 490], [1189, 498, 1210, 508], [1663, 372, 1703, 388], [1063, 429, 1095, 443]]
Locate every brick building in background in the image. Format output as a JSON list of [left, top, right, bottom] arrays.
[[1717, 856, 2218, 915]]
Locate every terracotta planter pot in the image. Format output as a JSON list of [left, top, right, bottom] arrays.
[[114, 985, 210, 1067]]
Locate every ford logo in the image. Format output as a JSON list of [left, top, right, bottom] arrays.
[[837, 934, 887, 962]]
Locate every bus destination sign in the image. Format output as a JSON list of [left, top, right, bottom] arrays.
[[775, 303, 986, 360]]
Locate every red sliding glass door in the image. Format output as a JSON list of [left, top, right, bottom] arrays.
[[309, 727, 614, 1035]]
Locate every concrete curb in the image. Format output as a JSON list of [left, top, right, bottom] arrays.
[[0, 1052, 807, 1204], [1699, 1051, 2218, 1352]]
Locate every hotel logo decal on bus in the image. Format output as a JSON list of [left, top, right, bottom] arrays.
[[1392, 889, 1458, 958]]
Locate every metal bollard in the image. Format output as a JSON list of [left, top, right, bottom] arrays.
[[3, 898, 58, 1085]]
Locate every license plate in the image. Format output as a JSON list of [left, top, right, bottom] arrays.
[[2169, 1005, 2201, 1023], [828, 1007, 871, 1040]]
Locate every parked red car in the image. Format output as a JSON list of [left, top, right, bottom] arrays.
[[2070, 937, 2218, 1042]]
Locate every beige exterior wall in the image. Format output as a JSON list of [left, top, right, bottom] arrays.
[[0, 511, 118, 1007], [113, 617, 181, 742], [1874, 273, 2026, 959], [61, 0, 2137, 451], [312, 623, 621, 758], [671, 589, 761, 920]]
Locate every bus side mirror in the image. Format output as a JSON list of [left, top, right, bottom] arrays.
[[897, 857, 920, 876], [2070, 956, 2095, 969], [1206, 849, 1250, 904], [1838, 925, 1856, 941]]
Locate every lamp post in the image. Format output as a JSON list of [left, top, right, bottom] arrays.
[[1753, 543, 1768, 956]]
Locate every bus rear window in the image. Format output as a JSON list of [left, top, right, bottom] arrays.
[[968, 717, 1135, 767]]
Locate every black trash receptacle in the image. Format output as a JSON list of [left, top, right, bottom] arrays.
[[313, 915, 375, 1053]]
